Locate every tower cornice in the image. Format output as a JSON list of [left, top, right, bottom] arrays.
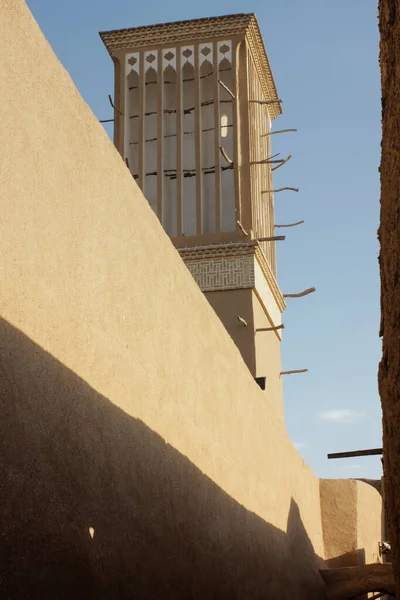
[[99, 13, 281, 119]]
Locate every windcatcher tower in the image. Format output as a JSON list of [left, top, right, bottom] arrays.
[[100, 14, 286, 410]]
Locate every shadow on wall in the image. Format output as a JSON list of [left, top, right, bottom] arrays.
[[0, 318, 326, 599], [325, 549, 366, 569]]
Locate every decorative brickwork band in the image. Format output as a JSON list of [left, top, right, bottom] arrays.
[[179, 241, 285, 337], [179, 241, 286, 312], [186, 255, 254, 292]]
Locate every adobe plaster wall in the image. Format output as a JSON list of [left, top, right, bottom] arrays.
[[205, 288, 284, 420], [357, 479, 383, 564], [205, 289, 256, 374], [0, 1, 380, 598], [252, 290, 285, 420], [320, 479, 382, 568]]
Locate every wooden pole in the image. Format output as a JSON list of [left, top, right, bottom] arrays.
[[237, 315, 248, 327], [219, 146, 233, 164], [108, 94, 123, 115], [262, 187, 299, 193], [275, 220, 304, 228], [283, 287, 316, 298], [261, 128, 297, 137], [236, 220, 249, 236], [250, 153, 281, 165], [256, 235, 285, 242], [218, 79, 235, 99], [249, 98, 283, 105], [280, 369, 308, 376], [328, 448, 383, 460], [256, 324, 285, 332], [271, 155, 292, 171]]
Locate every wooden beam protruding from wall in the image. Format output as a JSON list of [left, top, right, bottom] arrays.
[[283, 287, 316, 299], [280, 369, 308, 376], [328, 448, 383, 460]]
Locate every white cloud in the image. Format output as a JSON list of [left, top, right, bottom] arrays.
[[318, 409, 364, 423], [293, 442, 307, 450]]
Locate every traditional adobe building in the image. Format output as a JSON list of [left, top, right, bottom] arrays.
[[100, 15, 286, 407], [0, 2, 385, 597]]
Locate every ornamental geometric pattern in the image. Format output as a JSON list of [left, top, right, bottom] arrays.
[[163, 48, 176, 71], [181, 46, 194, 66], [126, 52, 139, 74], [144, 50, 157, 72], [199, 43, 213, 66], [217, 40, 232, 64], [178, 241, 286, 310], [186, 256, 254, 292]]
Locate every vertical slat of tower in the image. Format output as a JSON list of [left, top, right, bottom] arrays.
[[248, 56, 258, 236], [157, 48, 163, 221], [213, 40, 221, 233], [257, 93, 263, 255], [248, 52, 256, 238], [253, 59, 258, 237], [123, 54, 130, 168], [268, 114, 277, 274], [114, 55, 123, 156], [138, 52, 145, 190], [181, 48, 196, 236], [264, 110, 272, 265], [260, 83, 265, 255], [232, 39, 241, 226], [238, 41, 251, 235], [176, 47, 183, 237], [258, 81, 264, 254], [195, 43, 202, 235], [268, 111, 274, 268], [265, 112, 276, 273], [255, 70, 261, 248], [260, 100, 266, 257]]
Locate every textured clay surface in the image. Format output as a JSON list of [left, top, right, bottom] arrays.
[[378, 0, 400, 597]]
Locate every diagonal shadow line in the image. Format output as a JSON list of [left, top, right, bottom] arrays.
[[0, 317, 326, 599]]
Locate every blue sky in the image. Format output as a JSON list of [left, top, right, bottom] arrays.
[[26, 0, 382, 480]]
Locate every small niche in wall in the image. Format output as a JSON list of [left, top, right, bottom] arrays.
[[255, 377, 266, 390]]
